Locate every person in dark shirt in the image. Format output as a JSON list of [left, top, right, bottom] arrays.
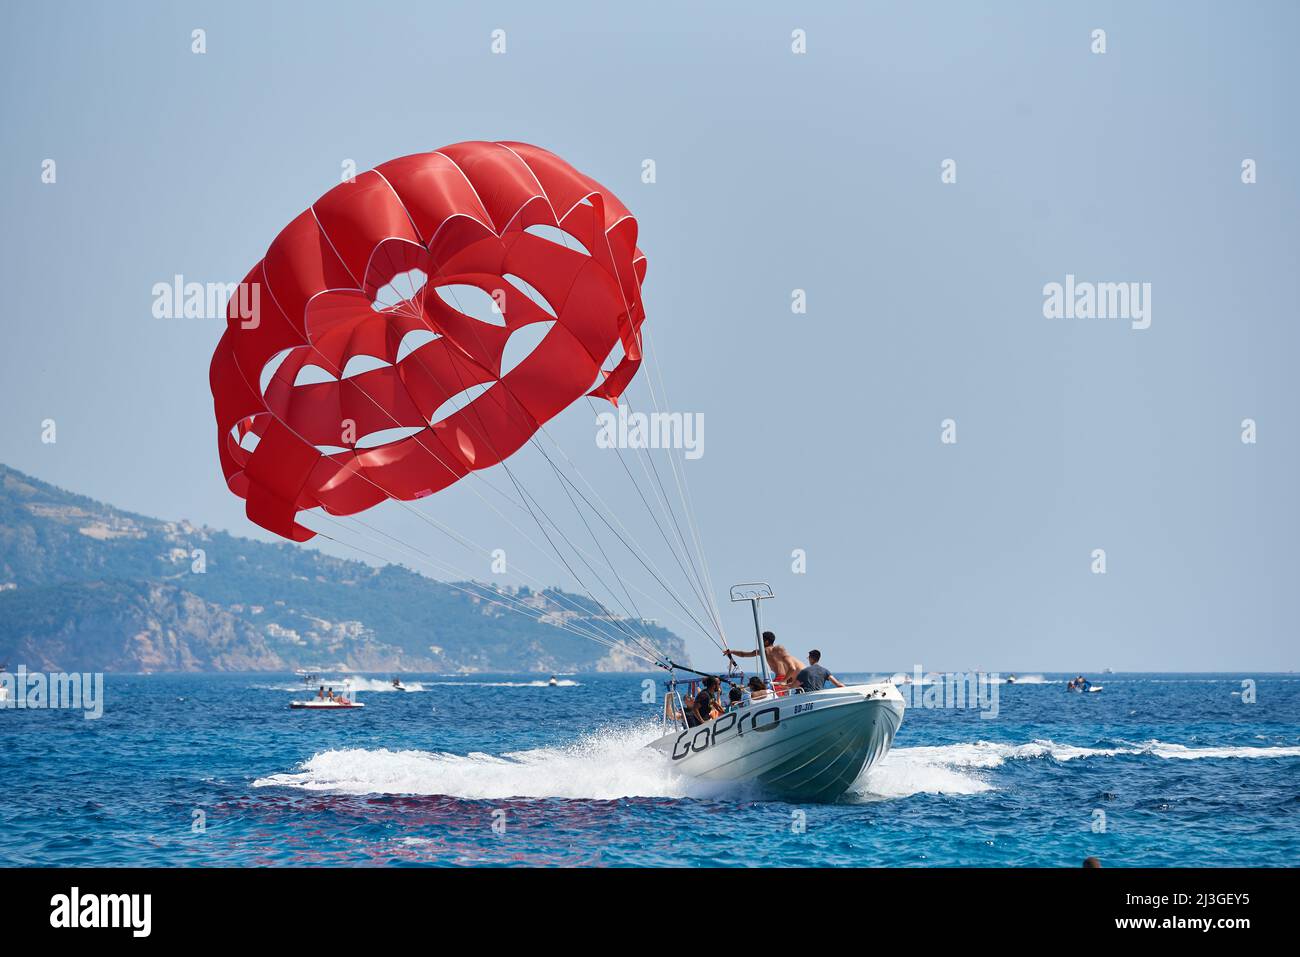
[[794, 650, 845, 693], [695, 676, 722, 721]]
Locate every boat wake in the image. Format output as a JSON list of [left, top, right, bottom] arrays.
[[256, 678, 427, 692], [253, 721, 712, 801], [253, 728, 1300, 804], [847, 738, 1300, 801], [341, 677, 427, 693], [427, 679, 580, 688]]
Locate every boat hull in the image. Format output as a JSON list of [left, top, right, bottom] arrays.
[[290, 701, 364, 710], [649, 682, 904, 802]]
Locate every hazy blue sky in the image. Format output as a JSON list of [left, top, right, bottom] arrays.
[[2, 1, 1296, 671]]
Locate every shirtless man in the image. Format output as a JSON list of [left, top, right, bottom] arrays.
[[724, 631, 805, 691]]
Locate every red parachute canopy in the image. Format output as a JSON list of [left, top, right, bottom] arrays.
[[210, 141, 647, 542]]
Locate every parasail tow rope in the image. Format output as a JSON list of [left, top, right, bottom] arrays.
[[246, 276, 670, 661], [222, 146, 733, 671], [305, 516, 667, 667]]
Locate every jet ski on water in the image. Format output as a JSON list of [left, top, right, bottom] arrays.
[[647, 584, 904, 802], [1066, 675, 1101, 693], [548, 675, 559, 687]]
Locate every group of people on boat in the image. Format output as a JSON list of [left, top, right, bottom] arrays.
[[1066, 675, 1092, 692], [314, 685, 352, 704], [725, 632, 844, 694], [677, 632, 845, 727]]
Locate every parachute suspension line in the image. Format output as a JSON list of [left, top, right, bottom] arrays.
[[584, 395, 728, 655], [497, 461, 667, 662], [628, 353, 726, 645], [306, 511, 663, 664], [274, 175, 700, 668], [527, 421, 707, 635], [214, 144, 698, 671], [343, 509, 654, 656], [410, 278, 677, 658], [384, 470, 667, 654], [401, 237, 725, 655], [500, 174, 727, 654], [642, 331, 727, 644], [579, 219, 727, 651], [232, 287, 667, 662], [618, 392, 722, 642], [268, 251, 672, 658], [504, 461, 659, 654], [531, 447, 675, 667], [526, 423, 723, 648]]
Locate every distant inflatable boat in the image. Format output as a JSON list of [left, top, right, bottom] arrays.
[[290, 699, 364, 710]]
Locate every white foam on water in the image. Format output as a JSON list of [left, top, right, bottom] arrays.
[[1123, 740, 1300, 760], [254, 678, 426, 692], [339, 677, 427, 692], [253, 720, 733, 801], [853, 738, 1300, 800], [253, 732, 1300, 803], [888, 674, 936, 687], [426, 679, 580, 688], [852, 746, 997, 799]]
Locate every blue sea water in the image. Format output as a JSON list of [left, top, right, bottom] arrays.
[[1, 672, 1296, 867]]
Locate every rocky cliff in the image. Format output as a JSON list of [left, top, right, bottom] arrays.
[[0, 464, 687, 673]]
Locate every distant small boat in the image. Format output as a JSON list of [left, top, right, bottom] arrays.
[[290, 699, 364, 710], [293, 681, 362, 709], [547, 675, 559, 687]]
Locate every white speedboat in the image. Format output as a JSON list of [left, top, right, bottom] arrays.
[[648, 681, 903, 802], [291, 681, 362, 710], [647, 583, 905, 802]]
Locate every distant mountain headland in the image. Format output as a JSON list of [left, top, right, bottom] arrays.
[[0, 464, 686, 673]]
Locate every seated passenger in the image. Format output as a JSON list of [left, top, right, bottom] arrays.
[[794, 650, 845, 693], [747, 676, 769, 701], [681, 692, 702, 727], [701, 676, 725, 718], [726, 687, 744, 711]]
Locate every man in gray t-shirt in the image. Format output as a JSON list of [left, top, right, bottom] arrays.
[[794, 650, 845, 693]]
